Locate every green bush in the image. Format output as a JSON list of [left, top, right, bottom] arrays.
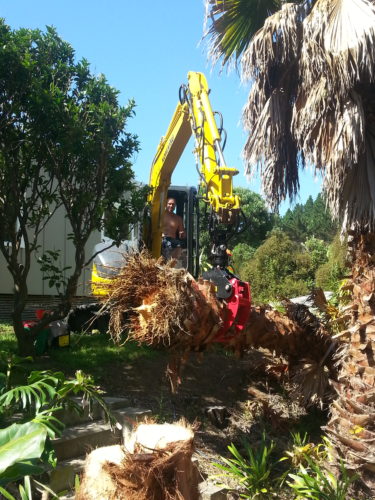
[[242, 230, 311, 303], [315, 234, 348, 292]]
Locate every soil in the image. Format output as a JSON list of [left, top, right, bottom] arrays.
[[97, 346, 327, 491]]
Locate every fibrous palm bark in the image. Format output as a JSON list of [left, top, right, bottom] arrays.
[[325, 233, 375, 489]]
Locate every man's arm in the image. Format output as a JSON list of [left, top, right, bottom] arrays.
[[177, 215, 185, 239]]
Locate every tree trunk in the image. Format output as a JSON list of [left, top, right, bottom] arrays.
[[102, 252, 335, 401], [77, 422, 198, 500], [12, 276, 36, 357], [325, 232, 375, 491]]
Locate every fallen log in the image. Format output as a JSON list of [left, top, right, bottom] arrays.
[[76, 421, 198, 500]]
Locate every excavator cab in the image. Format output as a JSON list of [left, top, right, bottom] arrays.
[[92, 185, 199, 296], [165, 186, 199, 276]]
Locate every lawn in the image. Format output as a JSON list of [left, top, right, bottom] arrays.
[[0, 323, 161, 381]]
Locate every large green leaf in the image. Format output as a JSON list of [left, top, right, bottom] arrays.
[[0, 421, 47, 477], [0, 460, 45, 486]]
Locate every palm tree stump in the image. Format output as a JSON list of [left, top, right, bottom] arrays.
[[76, 422, 198, 500]]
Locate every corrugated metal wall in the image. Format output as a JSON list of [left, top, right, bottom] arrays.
[[0, 294, 97, 323]]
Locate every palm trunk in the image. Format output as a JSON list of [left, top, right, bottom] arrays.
[[325, 232, 375, 491], [102, 252, 335, 399]]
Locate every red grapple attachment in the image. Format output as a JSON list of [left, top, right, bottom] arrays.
[[214, 278, 251, 343]]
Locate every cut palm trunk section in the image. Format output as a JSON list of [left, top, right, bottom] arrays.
[[76, 421, 198, 500], [101, 252, 336, 402], [101, 252, 223, 350]]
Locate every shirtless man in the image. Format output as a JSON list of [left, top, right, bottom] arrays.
[[162, 198, 186, 259]]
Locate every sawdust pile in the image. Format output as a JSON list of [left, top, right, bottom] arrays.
[[76, 422, 199, 500], [101, 251, 223, 350]]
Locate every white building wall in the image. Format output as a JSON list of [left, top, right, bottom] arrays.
[[0, 205, 102, 297]]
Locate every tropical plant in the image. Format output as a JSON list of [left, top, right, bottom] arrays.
[[204, 0, 375, 490], [287, 458, 357, 500], [0, 354, 112, 496], [212, 435, 276, 498]]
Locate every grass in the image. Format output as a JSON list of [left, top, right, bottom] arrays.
[[0, 323, 162, 380], [0, 324, 17, 352]]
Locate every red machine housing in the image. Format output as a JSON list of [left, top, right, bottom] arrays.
[[215, 278, 251, 342]]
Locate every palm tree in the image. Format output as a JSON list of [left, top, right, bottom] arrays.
[[204, 0, 375, 489]]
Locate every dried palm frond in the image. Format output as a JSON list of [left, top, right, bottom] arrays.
[[292, 0, 375, 231], [240, 2, 308, 82], [243, 84, 300, 209], [302, 0, 375, 95], [238, 0, 375, 231], [240, 3, 310, 208], [291, 360, 331, 408]]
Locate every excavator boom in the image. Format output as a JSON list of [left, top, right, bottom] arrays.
[[147, 72, 240, 260]]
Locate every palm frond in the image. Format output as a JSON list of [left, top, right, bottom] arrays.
[[240, 2, 309, 82], [332, 120, 375, 231], [203, 0, 283, 68], [243, 83, 300, 208], [239, 2, 311, 207], [302, 0, 375, 95]]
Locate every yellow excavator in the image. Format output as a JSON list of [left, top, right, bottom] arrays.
[[89, 72, 250, 341]]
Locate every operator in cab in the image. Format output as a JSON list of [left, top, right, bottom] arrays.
[[162, 198, 186, 260]]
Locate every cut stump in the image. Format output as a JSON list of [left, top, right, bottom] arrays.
[[76, 421, 199, 500]]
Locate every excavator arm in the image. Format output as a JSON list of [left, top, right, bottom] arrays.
[[147, 72, 240, 259], [147, 71, 250, 341]]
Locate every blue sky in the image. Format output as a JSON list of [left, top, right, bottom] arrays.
[[1, 0, 322, 213]]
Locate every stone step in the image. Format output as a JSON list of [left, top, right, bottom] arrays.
[[56, 396, 129, 426], [49, 455, 85, 494], [52, 419, 121, 461], [112, 407, 152, 444], [199, 480, 228, 499]]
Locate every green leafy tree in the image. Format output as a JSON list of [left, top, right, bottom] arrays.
[[242, 229, 311, 303], [303, 237, 328, 275], [0, 21, 142, 355], [231, 242, 256, 277]]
